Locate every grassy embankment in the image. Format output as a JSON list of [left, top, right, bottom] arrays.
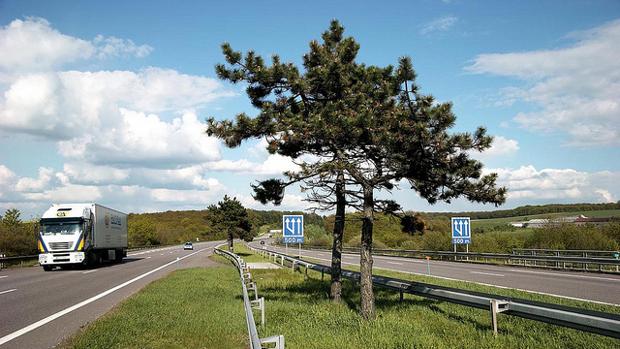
[[64, 243, 620, 348], [241, 244, 620, 348], [62, 266, 248, 349]]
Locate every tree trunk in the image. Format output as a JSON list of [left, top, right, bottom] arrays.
[[330, 171, 346, 302], [360, 185, 375, 320], [228, 229, 234, 252]]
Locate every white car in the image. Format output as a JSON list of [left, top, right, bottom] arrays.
[[183, 242, 194, 250]]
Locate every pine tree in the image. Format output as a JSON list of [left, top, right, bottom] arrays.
[[206, 196, 253, 251], [206, 21, 506, 319]]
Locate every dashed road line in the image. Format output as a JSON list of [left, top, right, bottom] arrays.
[[0, 289, 17, 295], [470, 271, 504, 277]]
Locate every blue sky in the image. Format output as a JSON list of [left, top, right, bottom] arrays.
[[0, 0, 619, 217]]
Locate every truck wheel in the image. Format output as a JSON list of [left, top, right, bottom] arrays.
[[42, 265, 53, 271], [115, 249, 123, 263]]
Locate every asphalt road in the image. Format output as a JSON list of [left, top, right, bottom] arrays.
[[0, 240, 223, 349], [250, 241, 620, 306]]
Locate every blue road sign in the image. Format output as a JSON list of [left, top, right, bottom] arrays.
[[283, 215, 304, 244], [451, 217, 471, 244]]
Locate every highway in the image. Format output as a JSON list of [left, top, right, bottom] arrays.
[[250, 241, 620, 306], [0, 241, 222, 349]]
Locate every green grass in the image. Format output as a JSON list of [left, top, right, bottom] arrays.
[[472, 209, 620, 229], [233, 243, 270, 262], [300, 256, 620, 315], [252, 265, 620, 348], [63, 266, 248, 349]]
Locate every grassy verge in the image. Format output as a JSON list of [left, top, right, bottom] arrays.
[[63, 266, 247, 349], [244, 247, 620, 348], [301, 256, 620, 314]]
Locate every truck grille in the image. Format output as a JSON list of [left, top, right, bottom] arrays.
[[49, 242, 71, 250]]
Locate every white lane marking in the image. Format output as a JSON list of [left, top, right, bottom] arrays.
[[146, 256, 152, 259], [508, 269, 620, 282], [386, 261, 404, 266], [470, 271, 504, 277], [0, 247, 208, 346], [0, 289, 17, 295], [373, 255, 426, 264], [0, 276, 7, 279], [82, 270, 97, 274], [160, 253, 164, 256], [297, 255, 620, 307]]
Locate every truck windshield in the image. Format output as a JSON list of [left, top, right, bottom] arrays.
[[40, 222, 81, 236]]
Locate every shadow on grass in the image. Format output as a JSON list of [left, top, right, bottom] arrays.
[[251, 269, 491, 331]]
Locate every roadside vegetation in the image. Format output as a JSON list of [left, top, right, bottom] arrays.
[[62, 266, 247, 349]]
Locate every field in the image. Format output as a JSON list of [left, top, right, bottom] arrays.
[[472, 209, 620, 230]]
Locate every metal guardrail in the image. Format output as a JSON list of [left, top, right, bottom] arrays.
[[250, 245, 620, 339], [287, 245, 620, 273], [215, 247, 284, 349], [0, 244, 185, 269]]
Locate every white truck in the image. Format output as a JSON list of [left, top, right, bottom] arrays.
[[38, 203, 128, 271]]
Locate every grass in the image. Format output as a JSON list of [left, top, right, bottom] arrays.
[[250, 262, 620, 348], [300, 256, 620, 315], [62, 266, 248, 349], [472, 209, 620, 229]]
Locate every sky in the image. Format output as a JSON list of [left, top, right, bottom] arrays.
[[0, 0, 619, 218]]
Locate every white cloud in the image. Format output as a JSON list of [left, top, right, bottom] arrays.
[[58, 110, 221, 167], [0, 69, 232, 139], [15, 167, 56, 192], [472, 136, 519, 159], [420, 16, 458, 35], [63, 163, 224, 190], [488, 165, 619, 202], [595, 189, 615, 203], [0, 18, 152, 73], [92, 35, 153, 59], [0, 17, 93, 71], [206, 154, 299, 176], [466, 19, 620, 146]]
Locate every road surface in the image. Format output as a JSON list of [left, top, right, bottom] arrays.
[[0, 241, 223, 349], [250, 241, 620, 306]]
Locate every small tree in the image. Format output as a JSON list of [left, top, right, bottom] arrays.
[[1, 208, 21, 227], [206, 195, 253, 251]]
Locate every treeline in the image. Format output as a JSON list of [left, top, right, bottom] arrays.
[[426, 202, 620, 220], [0, 209, 38, 256], [127, 209, 324, 247], [302, 212, 620, 252]]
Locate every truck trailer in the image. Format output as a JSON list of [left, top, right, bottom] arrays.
[[38, 203, 128, 271]]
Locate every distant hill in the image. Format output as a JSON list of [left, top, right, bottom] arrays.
[[419, 202, 620, 220], [127, 209, 324, 246]]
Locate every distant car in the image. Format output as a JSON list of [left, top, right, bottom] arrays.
[[183, 242, 194, 250], [260, 240, 265, 245]]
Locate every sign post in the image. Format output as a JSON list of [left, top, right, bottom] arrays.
[[283, 215, 304, 256], [451, 217, 471, 259]]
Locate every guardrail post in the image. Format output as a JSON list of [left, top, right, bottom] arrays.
[[260, 335, 285, 349], [291, 260, 296, 272], [248, 282, 259, 300], [490, 299, 509, 336], [321, 269, 324, 281], [251, 297, 265, 326]]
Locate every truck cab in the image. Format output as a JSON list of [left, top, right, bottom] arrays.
[[38, 203, 127, 271]]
